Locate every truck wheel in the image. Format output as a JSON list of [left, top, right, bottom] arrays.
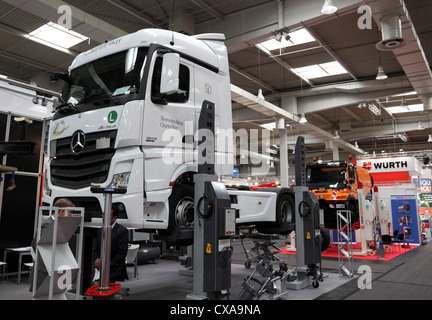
[[164, 184, 195, 234], [348, 202, 358, 224], [276, 193, 295, 227], [320, 227, 330, 252]]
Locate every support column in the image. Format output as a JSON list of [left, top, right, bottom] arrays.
[[332, 144, 340, 161], [276, 117, 289, 187], [423, 94, 432, 112], [280, 97, 297, 186]]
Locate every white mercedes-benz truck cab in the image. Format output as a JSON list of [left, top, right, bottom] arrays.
[[43, 29, 295, 237]]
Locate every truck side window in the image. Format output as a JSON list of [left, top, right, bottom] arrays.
[[151, 56, 190, 103], [348, 167, 355, 183]]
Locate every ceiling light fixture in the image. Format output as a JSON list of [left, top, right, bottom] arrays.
[[428, 134, 432, 143], [282, 31, 291, 41], [291, 61, 348, 80], [387, 103, 423, 114], [334, 130, 340, 139], [256, 89, 265, 102], [418, 121, 425, 130], [376, 66, 388, 80], [259, 28, 315, 52], [321, 0, 338, 15], [368, 103, 381, 116], [357, 101, 367, 109], [299, 113, 307, 124], [27, 22, 89, 53], [354, 141, 359, 148], [398, 133, 408, 143], [400, 97, 408, 107]]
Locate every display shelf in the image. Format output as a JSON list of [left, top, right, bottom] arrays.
[[33, 207, 84, 300]]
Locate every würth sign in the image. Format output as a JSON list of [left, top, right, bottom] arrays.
[[356, 156, 422, 174]]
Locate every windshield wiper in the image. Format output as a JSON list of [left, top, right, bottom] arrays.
[[88, 64, 119, 106], [102, 91, 120, 106], [56, 102, 80, 115], [81, 92, 119, 106]]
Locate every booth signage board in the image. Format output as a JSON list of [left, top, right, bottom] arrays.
[[418, 193, 432, 215], [390, 195, 420, 244], [414, 179, 432, 215], [414, 178, 432, 193], [356, 156, 422, 175], [232, 168, 239, 177]]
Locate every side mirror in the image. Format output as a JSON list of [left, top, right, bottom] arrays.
[[160, 53, 180, 95], [50, 72, 73, 86]]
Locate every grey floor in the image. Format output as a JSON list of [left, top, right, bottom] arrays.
[[1, 239, 431, 301]]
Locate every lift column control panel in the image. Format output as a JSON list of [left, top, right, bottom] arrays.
[[202, 181, 237, 295]]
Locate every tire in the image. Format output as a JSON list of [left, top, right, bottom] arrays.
[[320, 227, 330, 252], [161, 184, 195, 235], [276, 193, 295, 227], [348, 201, 358, 225]]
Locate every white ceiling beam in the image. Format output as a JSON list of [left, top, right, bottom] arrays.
[[231, 84, 366, 155], [229, 64, 275, 92], [342, 107, 364, 123], [190, 0, 225, 22], [106, 0, 160, 28]]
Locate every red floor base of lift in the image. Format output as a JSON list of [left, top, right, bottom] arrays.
[[85, 283, 121, 298]]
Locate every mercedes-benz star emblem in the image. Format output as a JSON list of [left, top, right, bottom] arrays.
[[71, 131, 86, 155]]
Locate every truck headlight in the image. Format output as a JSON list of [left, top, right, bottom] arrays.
[[43, 173, 52, 197], [110, 172, 131, 188]]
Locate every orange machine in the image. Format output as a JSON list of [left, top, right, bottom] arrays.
[[306, 156, 373, 230]]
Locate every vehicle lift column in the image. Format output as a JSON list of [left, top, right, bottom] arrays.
[[187, 101, 236, 300], [85, 186, 127, 299], [287, 136, 323, 290]]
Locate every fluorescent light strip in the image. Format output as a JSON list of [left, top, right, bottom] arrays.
[[291, 61, 348, 80], [386, 104, 424, 114], [27, 22, 88, 53]]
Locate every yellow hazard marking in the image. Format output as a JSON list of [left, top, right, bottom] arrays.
[[306, 232, 311, 240], [206, 243, 212, 254]]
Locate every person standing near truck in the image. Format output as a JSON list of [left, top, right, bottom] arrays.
[[93, 203, 128, 283]]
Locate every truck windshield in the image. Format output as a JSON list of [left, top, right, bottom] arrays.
[[60, 47, 148, 107], [306, 166, 347, 189]]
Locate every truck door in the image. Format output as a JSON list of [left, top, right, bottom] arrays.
[[142, 52, 195, 193]]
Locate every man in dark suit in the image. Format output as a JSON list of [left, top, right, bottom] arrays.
[[94, 204, 128, 283]]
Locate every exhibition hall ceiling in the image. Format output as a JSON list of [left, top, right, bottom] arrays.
[[0, 0, 431, 160]]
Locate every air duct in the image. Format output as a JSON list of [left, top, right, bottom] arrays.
[[376, 15, 407, 51], [423, 95, 432, 112]]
